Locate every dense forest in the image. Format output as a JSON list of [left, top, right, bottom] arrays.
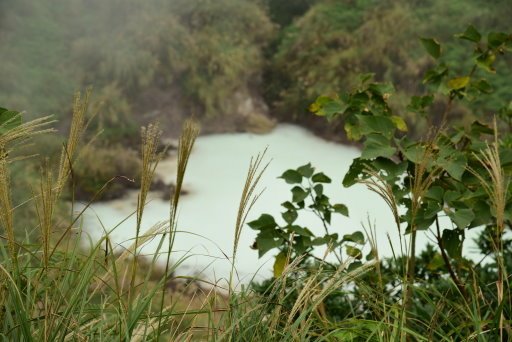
[[2, 0, 511, 203], [1, 0, 512, 340], [1, 0, 511, 141]]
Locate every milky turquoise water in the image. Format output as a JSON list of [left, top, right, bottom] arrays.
[[78, 124, 482, 286]]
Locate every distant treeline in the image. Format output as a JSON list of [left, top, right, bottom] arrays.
[[1, 0, 511, 141]]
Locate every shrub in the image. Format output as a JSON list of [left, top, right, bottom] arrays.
[[252, 25, 512, 339], [73, 144, 141, 200]]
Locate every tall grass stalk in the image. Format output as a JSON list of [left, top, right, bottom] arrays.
[[0, 157, 16, 265], [56, 90, 91, 196], [226, 148, 269, 338], [360, 168, 404, 261], [34, 162, 54, 270], [48, 91, 91, 257], [156, 119, 199, 340], [0, 112, 53, 267], [230, 148, 269, 294], [128, 123, 163, 311], [470, 119, 510, 340]]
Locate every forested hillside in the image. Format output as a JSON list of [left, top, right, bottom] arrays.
[[2, 0, 511, 215], [1, 0, 511, 142]]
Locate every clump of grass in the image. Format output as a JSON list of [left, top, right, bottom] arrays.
[[0, 111, 54, 266], [0, 93, 222, 340], [469, 118, 510, 340]]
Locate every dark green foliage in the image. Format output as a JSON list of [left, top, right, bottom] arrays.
[[263, 0, 318, 27], [252, 26, 512, 339], [249, 163, 358, 274], [0, 0, 274, 135], [3, 0, 512, 144], [263, 0, 512, 139], [0, 107, 22, 134]]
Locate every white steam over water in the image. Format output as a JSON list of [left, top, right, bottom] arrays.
[[77, 124, 482, 286]]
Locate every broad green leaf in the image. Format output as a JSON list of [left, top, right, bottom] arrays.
[[437, 153, 467, 181], [500, 148, 512, 167], [291, 186, 308, 203], [248, 214, 277, 230], [469, 120, 494, 136], [442, 229, 463, 260], [349, 91, 370, 109], [399, 139, 424, 163], [289, 225, 314, 237], [293, 236, 313, 254], [357, 115, 396, 139], [280, 169, 302, 184], [309, 96, 347, 118], [456, 25, 481, 43], [366, 250, 375, 261], [476, 52, 496, 73], [311, 172, 331, 183], [324, 208, 332, 225], [423, 66, 448, 87], [333, 203, 349, 217], [282, 210, 298, 225], [256, 234, 283, 257], [344, 121, 362, 141], [347, 261, 362, 271], [273, 251, 288, 277], [449, 130, 465, 144], [368, 82, 395, 97], [343, 158, 369, 187], [297, 163, 314, 178], [390, 115, 407, 132], [361, 134, 396, 159], [313, 184, 323, 196], [407, 95, 434, 114], [312, 233, 338, 246], [281, 201, 296, 211], [342, 231, 364, 244], [0, 108, 22, 135], [346, 245, 362, 259], [371, 157, 408, 181], [447, 76, 470, 90], [425, 186, 444, 202], [473, 79, 493, 94], [420, 38, 441, 59], [444, 190, 462, 204], [488, 31, 509, 49], [424, 200, 443, 218], [446, 208, 475, 229], [406, 214, 436, 232], [470, 200, 493, 227], [312, 237, 328, 246]]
